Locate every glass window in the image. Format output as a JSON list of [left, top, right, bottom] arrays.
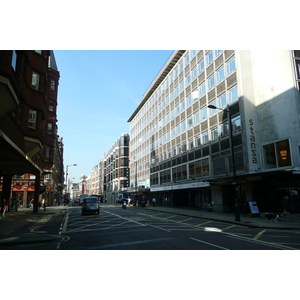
[[195, 160, 202, 177], [216, 66, 225, 83], [199, 81, 206, 97], [202, 131, 209, 144], [175, 104, 180, 116], [196, 135, 201, 147], [193, 111, 200, 125], [179, 80, 184, 93], [218, 93, 227, 108], [11, 50, 17, 71], [28, 109, 37, 129], [263, 143, 276, 169], [198, 59, 204, 74], [180, 99, 185, 112], [32, 72, 40, 90], [296, 60, 300, 79], [181, 120, 186, 132], [191, 50, 197, 59], [202, 158, 210, 176], [189, 162, 195, 178], [227, 56, 236, 75], [179, 60, 184, 73], [176, 124, 181, 136], [215, 50, 223, 57], [50, 79, 56, 91], [220, 121, 229, 138], [185, 53, 190, 66], [49, 101, 54, 112], [211, 126, 218, 141], [185, 73, 191, 86], [206, 50, 213, 66], [276, 139, 292, 168], [192, 89, 198, 101], [231, 115, 241, 134], [189, 139, 194, 150], [186, 94, 192, 107], [47, 122, 53, 134], [228, 85, 238, 103], [187, 116, 193, 129], [191, 66, 197, 80], [208, 74, 215, 90], [201, 107, 207, 121], [209, 100, 216, 116]]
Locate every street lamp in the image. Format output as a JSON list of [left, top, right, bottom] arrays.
[[66, 164, 77, 203], [207, 105, 241, 221]]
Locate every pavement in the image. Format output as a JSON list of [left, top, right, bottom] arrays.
[[1, 204, 300, 247]]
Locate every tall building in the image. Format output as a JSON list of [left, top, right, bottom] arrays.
[[0, 50, 62, 211], [128, 50, 300, 213], [103, 133, 130, 202]]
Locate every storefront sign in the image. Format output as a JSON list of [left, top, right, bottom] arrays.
[[151, 181, 210, 192], [249, 119, 257, 164]]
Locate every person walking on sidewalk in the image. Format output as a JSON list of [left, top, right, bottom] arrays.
[[1, 199, 8, 220], [152, 197, 156, 207]]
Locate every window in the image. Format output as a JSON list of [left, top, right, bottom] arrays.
[[181, 120, 186, 132], [193, 111, 200, 125], [231, 115, 241, 134], [198, 59, 204, 74], [185, 53, 190, 66], [191, 66, 197, 81], [35, 50, 42, 54], [218, 93, 227, 108], [199, 81, 206, 97], [179, 60, 184, 73], [186, 94, 192, 107], [206, 50, 213, 66], [296, 60, 300, 79], [179, 80, 184, 93], [28, 109, 37, 129], [45, 146, 50, 161], [228, 85, 238, 103], [220, 121, 229, 138], [180, 99, 185, 112], [47, 122, 53, 134], [208, 74, 215, 90], [215, 50, 223, 57], [175, 104, 180, 116], [191, 50, 197, 59], [202, 131, 209, 144], [49, 101, 54, 112], [176, 124, 181, 136], [209, 100, 216, 116], [216, 66, 225, 83], [185, 73, 191, 86], [187, 116, 193, 129], [50, 79, 56, 91], [196, 135, 201, 147], [226, 56, 236, 75], [31, 72, 40, 90], [211, 126, 218, 141], [192, 89, 198, 101], [189, 139, 194, 150], [201, 106, 207, 121]]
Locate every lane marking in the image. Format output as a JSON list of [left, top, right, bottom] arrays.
[[190, 237, 229, 250], [253, 229, 267, 240], [145, 223, 171, 232]]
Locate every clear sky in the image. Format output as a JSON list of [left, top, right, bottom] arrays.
[[55, 50, 174, 182]]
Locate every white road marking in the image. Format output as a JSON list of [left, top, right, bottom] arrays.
[[190, 237, 229, 250]]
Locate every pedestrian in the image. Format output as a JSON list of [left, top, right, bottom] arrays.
[[152, 197, 156, 207], [1, 199, 8, 220], [281, 196, 291, 222]]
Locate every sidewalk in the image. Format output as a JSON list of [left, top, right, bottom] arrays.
[[0, 205, 67, 246], [141, 205, 300, 230]]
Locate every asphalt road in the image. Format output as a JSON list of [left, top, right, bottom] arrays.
[[3, 203, 300, 250]]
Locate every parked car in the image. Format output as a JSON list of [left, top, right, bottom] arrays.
[[82, 197, 100, 215]]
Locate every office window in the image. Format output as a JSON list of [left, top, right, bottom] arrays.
[[216, 65, 225, 83], [215, 50, 223, 57], [49, 101, 54, 112], [176, 124, 181, 136], [174, 66, 178, 78], [192, 89, 198, 101], [31, 72, 40, 90], [206, 50, 213, 66], [226, 56, 236, 75], [181, 120, 186, 132], [180, 99, 185, 112], [191, 66, 197, 81], [228, 85, 238, 103], [185, 53, 190, 66], [193, 111, 200, 125], [201, 106, 207, 121], [231, 115, 241, 134], [186, 94, 192, 107], [202, 158, 210, 176], [174, 85, 179, 97], [202, 131, 209, 144], [196, 135, 201, 147], [185, 73, 191, 86], [175, 104, 180, 116], [218, 93, 227, 108], [220, 121, 229, 138], [198, 59, 204, 74], [28, 109, 37, 129], [179, 60, 184, 73], [191, 50, 197, 59], [189, 139, 194, 150], [45, 146, 50, 161], [179, 80, 184, 92], [187, 116, 193, 129], [211, 126, 218, 141], [208, 74, 215, 91], [209, 100, 216, 116], [199, 81, 206, 97]]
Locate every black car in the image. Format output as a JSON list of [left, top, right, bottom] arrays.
[[82, 197, 100, 215]]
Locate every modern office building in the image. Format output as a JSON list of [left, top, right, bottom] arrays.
[[103, 133, 130, 202], [128, 50, 300, 213]]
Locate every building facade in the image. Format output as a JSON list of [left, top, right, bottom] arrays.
[[103, 133, 130, 202], [128, 50, 300, 213], [0, 50, 62, 211]]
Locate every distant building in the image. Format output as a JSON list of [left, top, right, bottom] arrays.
[[103, 133, 130, 202], [128, 50, 300, 213]]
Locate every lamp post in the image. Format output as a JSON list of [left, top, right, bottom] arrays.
[[207, 105, 241, 221], [66, 164, 77, 204]]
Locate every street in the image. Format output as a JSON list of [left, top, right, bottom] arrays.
[[2, 203, 300, 250]]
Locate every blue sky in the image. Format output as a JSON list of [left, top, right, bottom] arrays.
[[55, 50, 173, 181]]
